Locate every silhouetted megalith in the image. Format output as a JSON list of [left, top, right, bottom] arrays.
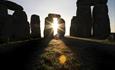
[[44, 16, 53, 38], [44, 13, 65, 38], [58, 18, 65, 37], [76, 5, 92, 37], [0, 1, 8, 36], [72, 0, 111, 39], [44, 14, 61, 38], [70, 16, 78, 36], [0, 0, 25, 42], [12, 11, 30, 40], [0, 5, 7, 37], [0, 1, 9, 42], [30, 14, 41, 38], [0, 15, 13, 42], [93, 5, 110, 39]]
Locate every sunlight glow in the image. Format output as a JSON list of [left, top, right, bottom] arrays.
[[59, 55, 67, 64], [53, 18, 59, 35]]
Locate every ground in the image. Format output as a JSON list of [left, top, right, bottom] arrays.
[[0, 37, 115, 70]]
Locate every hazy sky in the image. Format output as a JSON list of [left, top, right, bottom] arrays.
[[9, 0, 115, 37]]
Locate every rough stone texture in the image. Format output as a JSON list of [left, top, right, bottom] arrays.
[[12, 11, 30, 41], [44, 17, 53, 38], [44, 14, 61, 38], [76, 5, 92, 38], [0, 0, 24, 42], [74, 0, 110, 39], [70, 16, 78, 36], [0, 13, 13, 43], [0, 1, 8, 37], [0, 2, 8, 42], [0, 16, 11, 42], [0, 15, 13, 42], [44, 13, 66, 38], [93, 5, 110, 39], [58, 18, 65, 37], [30, 14, 41, 38]]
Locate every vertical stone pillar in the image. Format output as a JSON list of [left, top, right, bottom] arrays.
[[44, 14, 61, 38], [70, 16, 78, 36], [30, 14, 41, 38], [0, 0, 10, 43], [76, 0, 92, 37], [44, 16, 54, 38], [12, 11, 30, 40], [58, 18, 65, 37], [93, 0, 110, 39]]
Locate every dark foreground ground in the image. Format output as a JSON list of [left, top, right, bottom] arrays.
[[0, 37, 115, 70]]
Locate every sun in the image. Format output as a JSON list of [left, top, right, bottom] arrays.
[[52, 18, 59, 35]]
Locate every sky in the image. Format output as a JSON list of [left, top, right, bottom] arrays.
[[8, 0, 115, 37]]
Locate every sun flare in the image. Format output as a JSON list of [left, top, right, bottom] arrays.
[[52, 18, 59, 35]]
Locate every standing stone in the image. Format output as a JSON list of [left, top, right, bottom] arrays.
[[44, 14, 61, 38], [0, 1, 8, 42], [0, 1, 9, 42], [74, 0, 110, 39], [0, 15, 13, 42], [76, 5, 92, 37], [58, 18, 65, 37], [93, 1, 110, 39], [12, 11, 30, 41], [30, 14, 41, 38], [0, 0, 25, 42], [44, 16, 53, 38], [70, 16, 78, 36]]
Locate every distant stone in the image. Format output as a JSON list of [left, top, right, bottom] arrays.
[[30, 14, 41, 38], [70, 16, 78, 36], [76, 5, 92, 38], [0, 15, 13, 43], [0, 5, 7, 35], [44, 13, 64, 38], [58, 18, 65, 37], [0, 0, 28, 43], [75, 0, 110, 39], [44, 16, 53, 38], [12, 11, 30, 41], [93, 5, 110, 39], [44, 13, 61, 38]]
